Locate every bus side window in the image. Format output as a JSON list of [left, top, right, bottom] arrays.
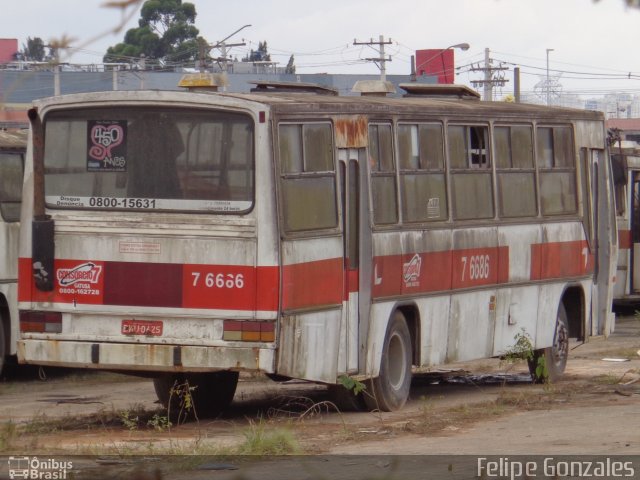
[[610, 154, 626, 216], [0, 152, 23, 222], [495, 125, 537, 218], [449, 124, 494, 220], [397, 123, 447, 222], [368, 123, 398, 225], [537, 126, 577, 215], [278, 123, 337, 232]]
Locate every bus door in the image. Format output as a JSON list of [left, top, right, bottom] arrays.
[[630, 171, 640, 294], [337, 148, 371, 375], [591, 148, 616, 336]]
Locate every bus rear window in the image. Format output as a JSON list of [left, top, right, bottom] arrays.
[[43, 107, 254, 213]]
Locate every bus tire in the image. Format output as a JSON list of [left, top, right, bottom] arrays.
[[529, 303, 569, 383], [0, 319, 5, 376], [153, 371, 239, 418], [364, 310, 412, 412]]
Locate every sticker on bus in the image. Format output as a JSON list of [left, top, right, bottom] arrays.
[[45, 196, 252, 212], [87, 120, 128, 172]]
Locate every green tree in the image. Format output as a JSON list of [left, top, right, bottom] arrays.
[[21, 37, 46, 62], [104, 0, 201, 67], [285, 54, 296, 74]]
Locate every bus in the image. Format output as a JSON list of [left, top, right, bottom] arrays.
[[609, 138, 640, 304], [0, 128, 26, 375], [17, 79, 616, 412]]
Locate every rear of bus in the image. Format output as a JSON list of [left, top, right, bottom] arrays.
[[17, 91, 278, 413]]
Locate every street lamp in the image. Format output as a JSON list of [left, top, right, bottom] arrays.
[[413, 43, 470, 84]]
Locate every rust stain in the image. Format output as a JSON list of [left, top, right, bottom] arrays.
[[334, 116, 368, 148]]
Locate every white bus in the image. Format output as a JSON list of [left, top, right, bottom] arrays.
[[0, 128, 26, 375], [610, 139, 640, 304], [17, 79, 616, 412]]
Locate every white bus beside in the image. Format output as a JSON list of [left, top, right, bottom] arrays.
[[0, 128, 26, 375]]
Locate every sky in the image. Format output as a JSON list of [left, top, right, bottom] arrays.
[[4, 0, 640, 98]]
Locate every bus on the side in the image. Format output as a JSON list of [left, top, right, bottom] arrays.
[[0, 128, 26, 375], [17, 79, 616, 412], [610, 139, 640, 304]]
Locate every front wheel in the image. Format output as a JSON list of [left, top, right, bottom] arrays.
[[529, 303, 569, 383], [364, 311, 412, 412], [153, 371, 239, 419]]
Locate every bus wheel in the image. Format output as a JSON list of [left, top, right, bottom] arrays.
[[153, 371, 239, 418], [364, 311, 412, 412], [529, 303, 569, 383], [0, 320, 5, 376]]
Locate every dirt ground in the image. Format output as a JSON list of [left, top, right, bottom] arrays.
[[0, 314, 639, 479]]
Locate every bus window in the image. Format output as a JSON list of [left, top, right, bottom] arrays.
[[398, 123, 447, 222], [495, 125, 537, 218], [43, 108, 254, 212], [537, 126, 577, 215], [449, 124, 494, 220], [0, 152, 23, 222], [279, 122, 337, 232], [368, 123, 398, 225]]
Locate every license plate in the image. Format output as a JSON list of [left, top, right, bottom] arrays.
[[121, 319, 163, 336]]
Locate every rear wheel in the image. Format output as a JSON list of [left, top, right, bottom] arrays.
[[529, 303, 569, 383], [364, 311, 412, 412], [153, 371, 239, 419], [0, 321, 5, 376]]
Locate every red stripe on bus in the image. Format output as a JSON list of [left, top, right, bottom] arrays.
[[530, 240, 594, 281], [618, 229, 632, 250], [256, 266, 280, 311], [19, 258, 281, 312], [281, 257, 343, 310], [105, 262, 182, 307], [372, 246, 509, 298]]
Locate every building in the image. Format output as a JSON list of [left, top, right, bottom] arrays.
[[415, 49, 456, 84], [0, 39, 18, 64], [606, 118, 640, 144]]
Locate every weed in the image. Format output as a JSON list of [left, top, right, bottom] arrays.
[[592, 373, 624, 385], [502, 329, 548, 382], [119, 410, 139, 431], [168, 380, 198, 425], [337, 374, 367, 395], [236, 418, 300, 455], [147, 413, 172, 432], [502, 329, 534, 365], [0, 422, 17, 451]]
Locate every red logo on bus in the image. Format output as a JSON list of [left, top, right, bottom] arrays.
[[403, 254, 422, 287], [57, 262, 103, 286]]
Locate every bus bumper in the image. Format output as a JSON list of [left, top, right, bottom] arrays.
[[17, 339, 276, 373]]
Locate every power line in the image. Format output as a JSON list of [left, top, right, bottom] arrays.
[[353, 35, 393, 81]]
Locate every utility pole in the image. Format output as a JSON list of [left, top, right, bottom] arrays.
[[217, 40, 247, 74], [353, 35, 393, 81], [546, 48, 554, 106], [469, 48, 509, 101]]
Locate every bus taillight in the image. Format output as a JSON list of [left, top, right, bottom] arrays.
[[19, 311, 62, 333], [223, 320, 275, 342]]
